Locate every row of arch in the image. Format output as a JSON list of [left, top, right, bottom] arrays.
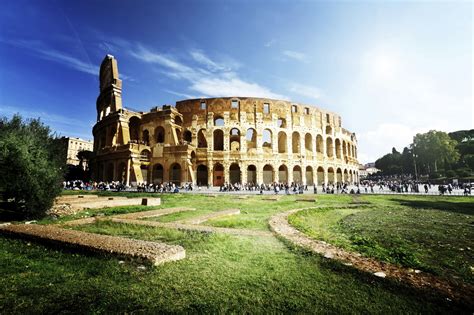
[[141, 162, 358, 186], [130, 122, 357, 159]]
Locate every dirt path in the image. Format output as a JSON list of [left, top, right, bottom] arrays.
[[269, 208, 474, 308]]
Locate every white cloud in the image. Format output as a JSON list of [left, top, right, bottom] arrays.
[[357, 123, 428, 163], [282, 50, 308, 62], [130, 45, 286, 99], [289, 83, 322, 100], [190, 76, 286, 99]]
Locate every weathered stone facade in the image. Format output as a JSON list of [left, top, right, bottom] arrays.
[[93, 55, 359, 186]]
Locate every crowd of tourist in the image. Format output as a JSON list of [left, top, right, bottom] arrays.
[[63, 178, 472, 196], [217, 182, 309, 194]]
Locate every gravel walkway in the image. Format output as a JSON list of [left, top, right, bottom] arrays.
[[269, 208, 474, 307], [0, 224, 185, 266]]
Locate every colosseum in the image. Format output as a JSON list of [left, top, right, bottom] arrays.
[[93, 55, 359, 187]]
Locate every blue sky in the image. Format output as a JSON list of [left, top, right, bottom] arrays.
[[0, 0, 472, 163]]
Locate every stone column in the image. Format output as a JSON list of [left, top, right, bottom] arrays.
[[256, 164, 263, 184], [322, 137, 326, 158], [240, 133, 247, 152], [274, 168, 279, 184], [288, 132, 293, 155], [208, 165, 213, 187], [126, 159, 131, 186], [224, 163, 230, 184], [324, 168, 328, 187], [300, 133, 305, 156], [223, 128, 230, 151], [272, 131, 278, 154], [301, 164, 307, 185], [241, 163, 248, 184], [288, 164, 294, 184]]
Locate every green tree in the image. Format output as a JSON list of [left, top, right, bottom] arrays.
[[375, 147, 403, 175], [0, 115, 65, 218], [412, 130, 459, 175]]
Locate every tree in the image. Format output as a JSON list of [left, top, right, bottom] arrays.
[[0, 115, 65, 218], [412, 130, 459, 175], [375, 147, 403, 175]]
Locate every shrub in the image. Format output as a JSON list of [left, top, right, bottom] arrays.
[[0, 115, 65, 218]]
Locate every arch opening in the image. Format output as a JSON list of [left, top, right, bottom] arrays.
[[155, 126, 165, 143], [183, 130, 192, 143], [213, 163, 224, 186], [278, 131, 287, 153], [246, 128, 257, 149], [305, 133, 313, 154], [197, 129, 207, 148], [247, 165, 257, 184], [129, 117, 140, 142], [263, 164, 274, 184], [197, 164, 208, 186], [229, 163, 241, 184], [262, 129, 272, 151], [230, 128, 240, 151], [169, 163, 181, 185], [292, 132, 300, 154], [153, 164, 164, 184], [293, 165, 302, 184], [278, 165, 288, 183], [306, 166, 314, 185], [213, 129, 224, 151]]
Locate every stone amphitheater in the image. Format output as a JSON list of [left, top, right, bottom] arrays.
[[93, 55, 359, 187]]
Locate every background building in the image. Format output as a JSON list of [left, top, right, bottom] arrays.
[[93, 55, 359, 186], [60, 137, 93, 166]]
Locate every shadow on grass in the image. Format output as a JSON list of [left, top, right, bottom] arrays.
[[281, 238, 473, 312], [390, 199, 474, 215]]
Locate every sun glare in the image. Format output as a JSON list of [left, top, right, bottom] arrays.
[[373, 54, 397, 79]]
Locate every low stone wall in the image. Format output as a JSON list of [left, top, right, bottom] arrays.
[[0, 224, 184, 266]]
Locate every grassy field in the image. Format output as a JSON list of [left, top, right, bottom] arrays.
[[0, 193, 472, 313], [289, 195, 474, 286]]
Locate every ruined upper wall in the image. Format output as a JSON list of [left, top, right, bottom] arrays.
[[175, 97, 344, 131]]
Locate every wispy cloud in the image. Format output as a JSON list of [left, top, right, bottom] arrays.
[[164, 89, 199, 100], [0, 38, 134, 81], [190, 50, 231, 72], [0, 104, 87, 127], [282, 50, 308, 62], [0, 38, 98, 76], [0, 104, 94, 140], [130, 44, 286, 99], [289, 83, 322, 100], [264, 39, 276, 48]]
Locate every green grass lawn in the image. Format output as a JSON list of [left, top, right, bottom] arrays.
[[289, 195, 474, 286], [0, 193, 472, 313]]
